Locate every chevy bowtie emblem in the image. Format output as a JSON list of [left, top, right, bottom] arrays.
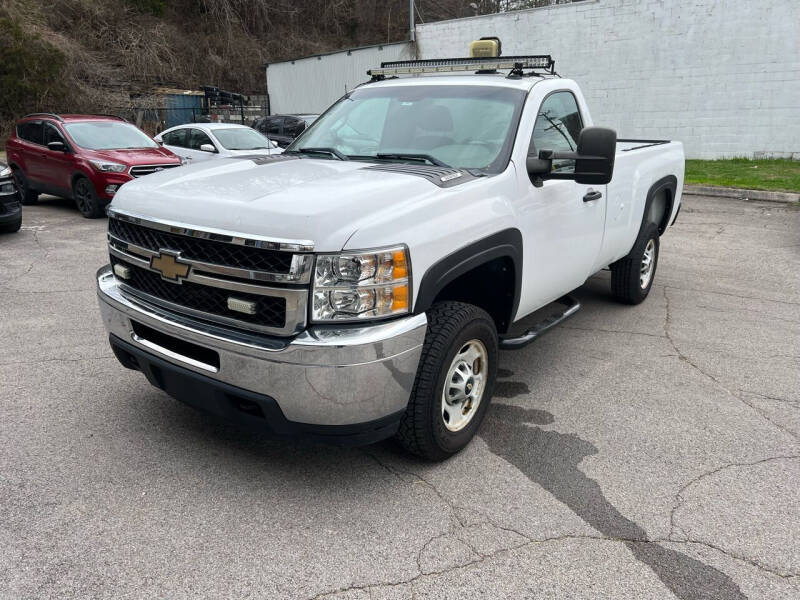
[[150, 250, 190, 283]]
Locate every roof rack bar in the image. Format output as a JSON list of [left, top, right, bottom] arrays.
[[368, 55, 554, 78], [23, 113, 64, 122], [88, 114, 128, 122]]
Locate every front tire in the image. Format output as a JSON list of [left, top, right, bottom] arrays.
[[13, 169, 38, 205], [73, 177, 104, 219], [0, 213, 22, 233], [610, 221, 660, 304], [396, 301, 498, 461]]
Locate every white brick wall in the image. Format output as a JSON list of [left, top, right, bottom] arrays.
[[415, 0, 800, 159]]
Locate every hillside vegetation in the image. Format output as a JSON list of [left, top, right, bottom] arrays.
[[0, 0, 486, 133]]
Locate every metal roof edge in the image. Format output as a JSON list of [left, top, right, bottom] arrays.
[[264, 40, 413, 69]]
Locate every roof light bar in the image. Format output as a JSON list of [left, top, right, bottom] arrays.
[[368, 55, 554, 77]]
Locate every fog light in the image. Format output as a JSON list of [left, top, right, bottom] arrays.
[[227, 297, 257, 315], [105, 184, 120, 195], [113, 263, 131, 280]]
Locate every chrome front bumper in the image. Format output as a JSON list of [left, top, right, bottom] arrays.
[[97, 266, 427, 427]]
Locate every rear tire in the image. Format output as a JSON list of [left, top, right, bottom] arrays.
[[610, 222, 660, 304], [0, 213, 22, 233], [13, 169, 38, 205], [396, 301, 498, 461], [73, 177, 104, 219]]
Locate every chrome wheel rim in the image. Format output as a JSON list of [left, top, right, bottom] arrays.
[[441, 339, 488, 432], [640, 239, 656, 289]]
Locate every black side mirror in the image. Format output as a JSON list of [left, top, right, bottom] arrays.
[[47, 141, 67, 152], [527, 126, 617, 185]]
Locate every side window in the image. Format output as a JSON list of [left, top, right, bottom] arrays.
[[44, 123, 66, 147], [284, 118, 305, 137], [187, 129, 214, 150], [17, 121, 44, 145], [265, 117, 282, 135], [162, 129, 188, 148], [529, 91, 583, 172]]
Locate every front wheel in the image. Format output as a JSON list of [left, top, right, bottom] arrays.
[[73, 177, 104, 219], [396, 301, 498, 461], [610, 221, 660, 304], [13, 169, 38, 205], [0, 213, 22, 233]]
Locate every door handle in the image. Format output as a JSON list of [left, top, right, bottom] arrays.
[[583, 189, 602, 203]]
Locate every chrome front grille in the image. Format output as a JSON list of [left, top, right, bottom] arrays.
[[106, 210, 311, 336], [129, 164, 181, 177], [110, 257, 287, 329], [108, 218, 295, 274]]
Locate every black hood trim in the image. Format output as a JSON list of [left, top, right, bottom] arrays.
[[360, 163, 483, 188]]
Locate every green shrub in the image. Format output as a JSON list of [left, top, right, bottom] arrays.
[[0, 17, 68, 122], [126, 0, 166, 16]]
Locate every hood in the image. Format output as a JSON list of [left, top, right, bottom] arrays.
[[88, 146, 181, 166], [110, 157, 448, 251], [226, 148, 283, 157]]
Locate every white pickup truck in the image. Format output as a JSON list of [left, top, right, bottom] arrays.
[[97, 54, 684, 460]]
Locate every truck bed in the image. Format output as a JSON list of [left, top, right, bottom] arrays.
[[590, 138, 685, 272], [616, 138, 672, 152]]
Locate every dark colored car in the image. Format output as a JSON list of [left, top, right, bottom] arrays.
[[252, 114, 318, 148], [0, 161, 22, 233], [5, 113, 183, 218]]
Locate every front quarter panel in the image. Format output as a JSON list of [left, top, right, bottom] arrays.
[[343, 169, 521, 311]]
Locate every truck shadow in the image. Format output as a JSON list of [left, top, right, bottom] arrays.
[[481, 398, 745, 600]]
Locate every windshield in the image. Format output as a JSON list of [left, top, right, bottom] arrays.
[[288, 85, 526, 172], [213, 128, 273, 150], [64, 121, 157, 150]]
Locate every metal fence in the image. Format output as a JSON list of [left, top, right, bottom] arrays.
[[114, 104, 269, 135]]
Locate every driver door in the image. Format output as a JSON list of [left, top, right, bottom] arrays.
[[41, 122, 74, 193], [516, 91, 606, 316]]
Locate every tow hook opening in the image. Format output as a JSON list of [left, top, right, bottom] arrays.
[[227, 395, 266, 419]]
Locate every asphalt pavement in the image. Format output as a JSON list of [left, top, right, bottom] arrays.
[[1, 194, 798, 599]]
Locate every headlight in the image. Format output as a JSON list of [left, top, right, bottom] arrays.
[[89, 160, 127, 173], [0, 166, 11, 178], [312, 246, 410, 322]]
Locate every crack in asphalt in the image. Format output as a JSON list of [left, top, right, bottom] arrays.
[[659, 284, 800, 307], [560, 324, 668, 339], [668, 455, 800, 579], [0, 355, 114, 367], [345, 406, 784, 599], [740, 390, 800, 408], [0, 287, 94, 295], [663, 286, 799, 441], [0, 227, 52, 289], [481, 403, 748, 600], [312, 533, 793, 600]]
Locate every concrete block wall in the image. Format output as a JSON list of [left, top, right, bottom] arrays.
[[415, 0, 800, 159]]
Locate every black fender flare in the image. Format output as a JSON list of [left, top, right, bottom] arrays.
[[639, 174, 677, 236], [414, 228, 523, 325]]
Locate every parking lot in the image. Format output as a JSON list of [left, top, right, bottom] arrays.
[[1, 194, 798, 599]]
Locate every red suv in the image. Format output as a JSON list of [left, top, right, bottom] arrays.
[[5, 113, 183, 218]]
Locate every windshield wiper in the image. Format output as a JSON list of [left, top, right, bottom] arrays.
[[287, 147, 346, 160], [375, 153, 450, 167]]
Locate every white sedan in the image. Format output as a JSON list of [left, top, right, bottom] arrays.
[[154, 123, 283, 164]]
